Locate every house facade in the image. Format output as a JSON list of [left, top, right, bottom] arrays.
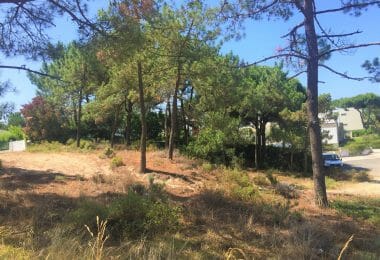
[[319, 107, 364, 145]]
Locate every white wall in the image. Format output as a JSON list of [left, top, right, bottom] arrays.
[[9, 140, 26, 152], [321, 126, 339, 145]]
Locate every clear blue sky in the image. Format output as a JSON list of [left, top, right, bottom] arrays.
[[1, 1, 379, 110]]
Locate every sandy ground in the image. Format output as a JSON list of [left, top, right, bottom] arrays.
[[0, 150, 210, 199], [0, 149, 379, 200]]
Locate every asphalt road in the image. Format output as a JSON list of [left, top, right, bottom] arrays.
[[342, 150, 380, 180]]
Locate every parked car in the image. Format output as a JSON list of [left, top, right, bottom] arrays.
[[322, 153, 343, 167]]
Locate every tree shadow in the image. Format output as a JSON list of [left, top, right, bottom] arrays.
[[146, 168, 198, 184], [0, 166, 78, 191]]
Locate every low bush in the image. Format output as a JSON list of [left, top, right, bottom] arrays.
[[103, 147, 115, 158], [68, 190, 181, 241], [222, 168, 258, 201], [79, 140, 95, 150], [275, 183, 299, 199], [332, 198, 380, 227], [253, 175, 271, 186], [201, 162, 214, 172], [27, 141, 67, 152], [110, 156, 125, 168]]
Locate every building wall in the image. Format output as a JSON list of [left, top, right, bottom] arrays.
[[321, 123, 339, 145]]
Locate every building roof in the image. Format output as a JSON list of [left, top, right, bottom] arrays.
[[334, 108, 364, 131]]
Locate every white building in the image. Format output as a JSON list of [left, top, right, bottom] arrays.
[[319, 107, 364, 145]]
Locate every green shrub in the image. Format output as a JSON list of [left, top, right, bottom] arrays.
[[201, 162, 214, 172], [27, 141, 67, 152], [0, 126, 24, 142], [68, 191, 181, 241], [79, 140, 95, 150], [224, 169, 258, 201], [187, 128, 231, 164], [103, 147, 115, 158], [110, 156, 125, 168], [332, 198, 380, 227], [67, 200, 108, 233], [266, 172, 279, 185], [107, 191, 180, 239]]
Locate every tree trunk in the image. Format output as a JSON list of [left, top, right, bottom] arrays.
[[76, 88, 83, 148], [110, 107, 120, 148], [259, 120, 267, 166], [164, 98, 171, 149], [168, 66, 181, 160], [304, 0, 328, 207], [180, 95, 188, 145], [138, 61, 147, 173], [254, 119, 261, 169], [125, 100, 133, 147]]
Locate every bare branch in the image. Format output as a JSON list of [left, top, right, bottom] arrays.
[[0, 65, 62, 80], [281, 21, 304, 38], [316, 1, 380, 15], [243, 53, 308, 67], [319, 64, 367, 81], [289, 70, 306, 79], [47, 0, 106, 36], [317, 30, 362, 38], [319, 42, 380, 58]]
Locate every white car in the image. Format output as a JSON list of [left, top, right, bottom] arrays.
[[322, 153, 343, 167]]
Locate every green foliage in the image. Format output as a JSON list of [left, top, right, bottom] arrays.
[[343, 134, 380, 155], [79, 140, 95, 150], [103, 147, 115, 158], [201, 162, 214, 172], [332, 198, 380, 227], [352, 128, 379, 137], [66, 200, 109, 233], [27, 141, 67, 152], [223, 168, 258, 201], [0, 127, 24, 142], [110, 156, 125, 168], [7, 112, 25, 127], [187, 128, 227, 163], [68, 188, 180, 241]]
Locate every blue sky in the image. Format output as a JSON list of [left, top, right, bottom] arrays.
[[1, 1, 379, 110]]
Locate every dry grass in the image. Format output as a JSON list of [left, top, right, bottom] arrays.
[[0, 150, 379, 259]]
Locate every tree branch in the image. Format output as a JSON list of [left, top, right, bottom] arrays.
[[319, 42, 380, 58], [243, 53, 308, 67], [316, 1, 380, 14], [319, 64, 367, 81], [317, 30, 362, 38], [289, 70, 307, 79], [0, 65, 62, 80]]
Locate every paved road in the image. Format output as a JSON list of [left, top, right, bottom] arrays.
[[342, 150, 380, 180]]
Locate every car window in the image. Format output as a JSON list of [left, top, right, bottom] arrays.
[[323, 154, 339, 160]]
